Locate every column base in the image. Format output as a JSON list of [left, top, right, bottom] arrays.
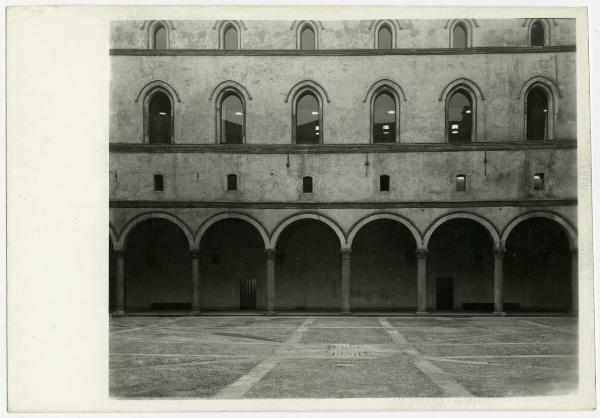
[[112, 310, 125, 316], [340, 310, 351, 315], [493, 311, 507, 316], [191, 310, 202, 316], [416, 310, 428, 315], [265, 310, 276, 315]]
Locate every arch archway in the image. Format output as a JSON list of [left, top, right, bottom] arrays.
[[119, 212, 194, 250], [198, 218, 267, 310], [425, 214, 499, 312], [503, 215, 574, 312], [349, 218, 419, 310], [123, 218, 192, 312], [272, 215, 345, 310]]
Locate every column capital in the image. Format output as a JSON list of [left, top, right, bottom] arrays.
[[190, 249, 201, 258], [340, 248, 352, 259], [265, 248, 276, 258], [416, 248, 428, 259], [494, 247, 505, 258]]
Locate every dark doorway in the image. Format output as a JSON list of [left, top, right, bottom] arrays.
[[240, 276, 258, 309], [436, 277, 454, 310], [275, 219, 341, 310], [200, 219, 265, 310], [149, 92, 171, 144], [124, 219, 191, 312], [504, 218, 571, 312]]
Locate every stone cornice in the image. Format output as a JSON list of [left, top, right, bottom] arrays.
[[109, 140, 576, 154], [109, 199, 577, 209], [110, 45, 575, 57]]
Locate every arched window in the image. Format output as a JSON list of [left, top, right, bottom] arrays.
[[530, 20, 545, 46], [223, 24, 239, 50], [227, 174, 238, 191], [300, 25, 316, 50], [373, 92, 397, 143], [153, 24, 167, 49], [452, 23, 467, 48], [377, 25, 393, 49], [148, 91, 172, 144], [295, 92, 320, 144], [447, 89, 473, 144], [303, 176, 313, 193], [526, 87, 549, 140], [220, 92, 244, 144]]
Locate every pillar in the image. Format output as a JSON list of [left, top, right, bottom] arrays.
[[114, 249, 125, 315], [416, 248, 427, 314], [341, 248, 351, 314], [265, 249, 276, 313], [191, 250, 201, 315], [493, 247, 505, 315], [571, 248, 578, 315]]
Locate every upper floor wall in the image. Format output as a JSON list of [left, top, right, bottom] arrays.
[[110, 19, 576, 50]]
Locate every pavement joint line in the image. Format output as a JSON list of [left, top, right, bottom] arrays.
[[109, 317, 185, 335], [377, 317, 474, 398], [432, 331, 512, 343], [211, 317, 315, 399], [518, 319, 577, 335]]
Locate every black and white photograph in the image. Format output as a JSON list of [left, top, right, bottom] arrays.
[[5, 3, 597, 413]]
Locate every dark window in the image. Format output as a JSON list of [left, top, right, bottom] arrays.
[[377, 25, 393, 49], [296, 93, 320, 144], [373, 92, 396, 143], [448, 90, 473, 144], [149, 91, 171, 144], [153, 25, 167, 49], [223, 25, 239, 50], [456, 175, 466, 191], [153, 174, 164, 191], [531, 21, 545, 46], [227, 174, 238, 191], [380, 175, 390, 192], [221, 93, 243, 144], [452, 23, 467, 48], [303, 176, 313, 193], [533, 173, 544, 190], [300, 26, 315, 50], [526, 87, 548, 141]]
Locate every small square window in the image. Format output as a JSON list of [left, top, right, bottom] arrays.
[[303, 176, 313, 193], [153, 174, 164, 191], [227, 174, 238, 191], [533, 173, 544, 190], [456, 175, 466, 192], [380, 175, 390, 192]]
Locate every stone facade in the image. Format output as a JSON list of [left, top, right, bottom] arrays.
[[109, 19, 578, 314]]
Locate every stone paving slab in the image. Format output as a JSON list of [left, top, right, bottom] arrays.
[[109, 315, 578, 398]]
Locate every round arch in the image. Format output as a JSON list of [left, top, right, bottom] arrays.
[[347, 213, 423, 248], [501, 211, 577, 251], [423, 212, 500, 249], [439, 78, 485, 103], [195, 212, 270, 250], [363, 79, 407, 103], [295, 21, 319, 50], [118, 212, 194, 250], [209, 80, 253, 102], [270, 213, 346, 250], [285, 79, 330, 104], [135, 80, 182, 104]]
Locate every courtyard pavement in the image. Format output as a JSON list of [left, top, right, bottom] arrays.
[[109, 315, 578, 398]]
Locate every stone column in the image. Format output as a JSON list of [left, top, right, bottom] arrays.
[[416, 248, 428, 314], [341, 248, 351, 314], [265, 249, 276, 313], [114, 249, 125, 315], [190, 250, 201, 315], [571, 248, 578, 315], [493, 247, 505, 315]]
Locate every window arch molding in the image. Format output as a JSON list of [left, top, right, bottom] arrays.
[[141, 86, 175, 144], [215, 20, 244, 49], [295, 21, 320, 50], [286, 80, 329, 144], [519, 77, 559, 140], [523, 18, 552, 46], [439, 78, 485, 143], [364, 79, 407, 143], [142, 20, 175, 49], [211, 84, 249, 144], [370, 20, 401, 49], [446, 19, 476, 48]]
